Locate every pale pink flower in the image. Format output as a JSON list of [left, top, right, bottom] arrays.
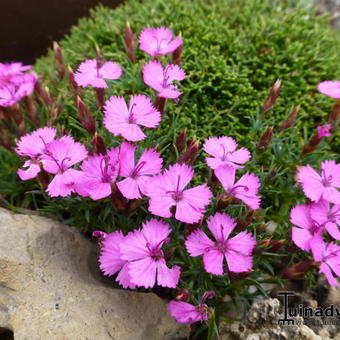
[[144, 163, 212, 223], [185, 213, 256, 275], [311, 235, 340, 286], [203, 136, 251, 170], [16, 127, 57, 180], [42, 136, 88, 197], [317, 81, 340, 99], [73, 148, 120, 200], [103, 94, 161, 142], [215, 165, 261, 210], [139, 27, 183, 57], [317, 124, 332, 138], [120, 219, 181, 288], [142, 60, 186, 99], [296, 160, 340, 204], [74, 59, 122, 88], [290, 204, 323, 251], [167, 291, 215, 324], [117, 142, 163, 199], [310, 199, 340, 240], [97, 231, 136, 289]]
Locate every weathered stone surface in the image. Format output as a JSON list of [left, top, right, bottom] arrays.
[[0, 208, 188, 340], [219, 298, 337, 340]]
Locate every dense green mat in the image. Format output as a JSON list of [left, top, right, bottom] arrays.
[[35, 0, 340, 145]]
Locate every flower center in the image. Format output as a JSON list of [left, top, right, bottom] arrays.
[[321, 169, 333, 186], [166, 176, 183, 202], [128, 103, 137, 123], [130, 161, 146, 179]]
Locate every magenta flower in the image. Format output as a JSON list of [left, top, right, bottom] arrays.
[[0, 73, 37, 107], [144, 163, 212, 224], [103, 94, 161, 142], [317, 124, 332, 138], [74, 59, 122, 88], [143, 60, 186, 99], [185, 213, 256, 275], [0, 62, 32, 82], [16, 127, 57, 180], [167, 291, 215, 324], [317, 81, 340, 99], [203, 136, 251, 170], [117, 142, 163, 199], [310, 199, 340, 240], [139, 27, 183, 57], [311, 236, 340, 286], [98, 231, 136, 289], [42, 136, 88, 197], [297, 160, 340, 204], [120, 219, 181, 288], [73, 148, 120, 200], [290, 204, 323, 251], [215, 165, 261, 210]]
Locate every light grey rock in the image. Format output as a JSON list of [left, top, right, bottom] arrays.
[[0, 208, 188, 340], [219, 298, 326, 340]]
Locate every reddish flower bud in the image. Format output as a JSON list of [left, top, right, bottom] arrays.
[[302, 134, 320, 155], [77, 96, 96, 135], [154, 96, 166, 115], [112, 189, 129, 214], [172, 44, 182, 65], [25, 96, 39, 126], [35, 81, 53, 108], [175, 129, 187, 153], [178, 139, 199, 165], [36, 166, 51, 190], [10, 105, 26, 136], [92, 132, 106, 155], [256, 126, 274, 151], [124, 22, 136, 63], [228, 271, 251, 281], [95, 88, 105, 111], [53, 41, 65, 79], [255, 239, 284, 254], [280, 104, 300, 130], [261, 79, 281, 113], [215, 196, 233, 211], [68, 66, 82, 100], [328, 100, 340, 130], [0, 130, 12, 151], [175, 288, 191, 302], [236, 210, 255, 230], [280, 259, 319, 280]]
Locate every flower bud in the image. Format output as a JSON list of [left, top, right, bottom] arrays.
[[95, 88, 105, 111], [256, 126, 274, 151], [35, 81, 53, 108], [175, 129, 187, 153], [302, 132, 320, 155], [124, 22, 136, 63], [261, 79, 281, 113], [0, 130, 12, 151], [280, 259, 318, 280], [280, 104, 300, 130], [68, 66, 82, 100], [178, 139, 199, 165], [154, 96, 166, 115], [328, 100, 340, 130], [92, 132, 106, 155], [25, 96, 39, 125], [216, 196, 233, 211], [236, 210, 255, 230], [255, 239, 283, 254], [10, 105, 26, 136], [175, 288, 191, 302], [172, 44, 182, 65], [53, 41, 65, 79], [77, 96, 96, 135]]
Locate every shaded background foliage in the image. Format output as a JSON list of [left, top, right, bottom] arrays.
[[0, 0, 340, 336]]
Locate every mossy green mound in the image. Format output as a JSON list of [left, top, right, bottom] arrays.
[[35, 0, 340, 146]]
